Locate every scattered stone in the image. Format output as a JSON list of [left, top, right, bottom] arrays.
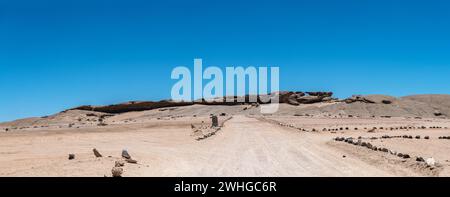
[[416, 157, 425, 162], [111, 167, 123, 177], [424, 136, 430, 140], [335, 137, 345, 141], [402, 154, 411, 159], [122, 149, 131, 159], [68, 154, 75, 160], [367, 128, 376, 133], [126, 159, 138, 164], [426, 158, 436, 167], [115, 160, 125, 167], [434, 110, 443, 116], [415, 135, 421, 139], [93, 148, 103, 158]]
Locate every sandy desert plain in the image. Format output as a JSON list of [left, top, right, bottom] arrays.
[[1, 92, 450, 177]]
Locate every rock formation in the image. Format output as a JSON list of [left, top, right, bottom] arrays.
[[344, 95, 376, 104]]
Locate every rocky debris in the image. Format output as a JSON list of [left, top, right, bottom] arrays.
[[425, 158, 436, 167], [122, 149, 131, 159], [335, 136, 418, 160], [68, 154, 75, 160], [192, 116, 232, 140], [434, 110, 443, 116], [334, 137, 345, 141], [401, 154, 411, 159], [424, 136, 430, 140], [115, 160, 125, 167], [389, 150, 397, 155], [126, 159, 138, 164], [344, 95, 376, 104], [93, 148, 103, 158], [416, 157, 425, 162], [415, 135, 421, 139], [111, 167, 123, 177], [97, 122, 108, 126]]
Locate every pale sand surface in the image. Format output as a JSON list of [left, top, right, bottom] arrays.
[[2, 111, 450, 177]]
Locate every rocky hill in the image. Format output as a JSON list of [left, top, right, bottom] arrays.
[[1, 92, 449, 130]]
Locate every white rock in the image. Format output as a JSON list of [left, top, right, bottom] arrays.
[[425, 158, 436, 166]]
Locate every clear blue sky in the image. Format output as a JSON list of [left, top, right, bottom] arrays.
[[1, 0, 450, 121]]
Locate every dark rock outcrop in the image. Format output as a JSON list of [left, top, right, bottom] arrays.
[[344, 95, 376, 104], [70, 91, 337, 114]]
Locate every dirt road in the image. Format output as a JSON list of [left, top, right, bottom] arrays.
[[183, 115, 395, 176]]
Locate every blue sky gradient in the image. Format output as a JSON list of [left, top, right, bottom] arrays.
[[1, 0, 450, 121]]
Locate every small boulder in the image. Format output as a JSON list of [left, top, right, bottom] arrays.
[[416, 157, 425, 162], [115, 160, 125, 167], [382, 100, 392, 104], [122, 149, 131, 159], [426, 158, 436, 167], [126, 159, 138, 164], [434, 110, 443, 116], [93, 148, 103, 158], [68, 154, 75, 160], [111, 167, 123, 177]]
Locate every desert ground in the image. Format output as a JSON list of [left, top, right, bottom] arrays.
[[1, 94, 450, 177]]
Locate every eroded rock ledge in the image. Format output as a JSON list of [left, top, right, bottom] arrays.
[[71, 91, 390, 114]]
